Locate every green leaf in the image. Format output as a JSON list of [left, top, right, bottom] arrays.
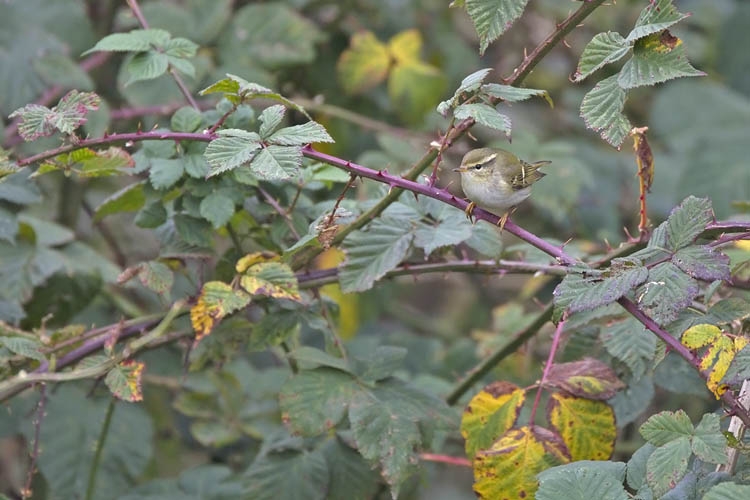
[[121, 465, 243, 500], [704, 483, 750, 500], [83, 29, 171, 54], [574, 32, 631, 82], [413, 213, 473, 257], [579, 75, 631, 148], [0, 207, 18, 244], [200, 75, 311, 119], [135, 200, 167, 229], [219, 3, 324, 69], [672, 246, 730, 282], [137, 261, 174, 295], [125, 51, 169, 85], [243, 449, 329, 500], [173, 214, 213, 247], [321, 438, 380, 500], [553, 260, 648, 314], [626, 443, 654, 491], [171, 106, 203, 133], [204, 129, 262, 176], [249, 311, 301, 351], [184, 154, 211, 178], [536, 467, 629, 500], [654, 196, 714, 251], [465, 0, 531, 55], [279, 367, 358, 435], [163, 37, 198, 58], [465, 222, 503, 258], [453, 102, 511, 137], [339, 217, 415, 293], [149, 158, 185, 189], [645, 437, 691, 497], [34, 385, 153, 499], [94, 182, 144, 222], [618, 32, 704, 90], [354, 346, 408, 383], [691, 414, 727, 464], [33, 53, 94, 90], [249, 145, 302, 180], [480, 83, 553, 106], [626, 0, 690, 43], [200, 191, 236, 229], [267, 121, 334, 146], [259, 104, 286, 139], [0, 170, 42, 205], [437, 67, 492, 115], [640, 410, 693, 445], [0, 336, 45, 361], [635, 262, 699, 325], [600, 318, 656, 379], [9, 90, 100, 140], [0, 242, 65, 302]]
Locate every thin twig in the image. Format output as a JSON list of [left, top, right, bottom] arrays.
[[446, 304, 553, 405], [207, 101, 238, 134], [297, 259, 568, 289], [257, 186, 300, 239], [84, 397, 116, 500], [312, 289, 348, 362], [419, 453, 472, 467], [21, 385, 47, 500], [529, 314, 566, 424], [125, 0, 199, 110]]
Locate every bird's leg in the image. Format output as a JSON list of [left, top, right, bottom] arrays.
[[496, 207, 517, 232], [464, 201, 477, 225]]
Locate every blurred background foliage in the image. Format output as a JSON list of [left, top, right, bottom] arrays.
[[0, 0, 749, 498]]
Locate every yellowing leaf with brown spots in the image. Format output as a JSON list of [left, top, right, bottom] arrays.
[[239, 262, 302, 301], [190, 281, 251, 343], [337, 31, 391, 95], [473, 425, 570, 500], [104, 360, 144, 402], [682, 324, 749, 398], [547, 393, 616, 462], [461, 381, 525, 458], [546, 358, 625, 400]]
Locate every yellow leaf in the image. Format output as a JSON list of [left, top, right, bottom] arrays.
[[473, 426, 569, 500], [461, 381, 525, 458], [682, 324, 749, 398], [547, 393, 616, 461], [388, 29, 422, 64], [235, 251, 279, 273], [681, 323, 721, 349], [190, 281, 251, 343], [337, 31, 391, 95], [239, 262, 302, 301]]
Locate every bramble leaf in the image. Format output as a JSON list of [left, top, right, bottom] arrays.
[[537, 463, 629, 500], [553, 260, 648, 314], [190, 281, 251, 342], [547, 394, 616, 461], [579, 75, 631, 148], [83, 29, 171, 54], [672, 246, 730, 281], [336, 31, 390, 95], [249, 145, 303, 180], [626, 0, 690, 43], [681, 323, 748, 397], [545, 358, 625, 400], [473, 426, 569, 500], [465, 0, 531, 55], [651, 196, 714, 251], [618, 31, 704, 89], [454, 102, 511, 137], [636, 262, 699, 325], [238, 261, 302, 301], [243, 449, 329, 500], [437, 67, 492, 115], [204, 129, 262, 176], [480, 83, 553, 107], [339, 217, 415, 293], [267, 121, 334, 146], [460, 381, 525, 458], [574, 31, 631, 82], [105, 360, 145, 402]]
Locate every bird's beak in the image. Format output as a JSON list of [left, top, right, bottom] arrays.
[[453, 166, 467, 172]]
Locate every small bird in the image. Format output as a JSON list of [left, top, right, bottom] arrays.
[[453, 148, 551, 230]]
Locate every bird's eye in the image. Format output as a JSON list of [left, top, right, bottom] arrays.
[[473, 165, 482, 170]]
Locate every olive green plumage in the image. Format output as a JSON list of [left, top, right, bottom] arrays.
[[453, 147, 551, 225]]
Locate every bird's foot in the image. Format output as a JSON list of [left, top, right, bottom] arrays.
[[464, 201, 477, 225]]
